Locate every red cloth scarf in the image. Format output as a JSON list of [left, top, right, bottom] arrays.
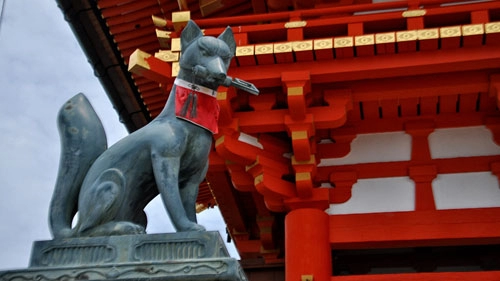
[[174, 78, 220, 134]]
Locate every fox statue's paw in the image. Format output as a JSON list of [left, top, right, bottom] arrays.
[[82, 221, 146, 237], [178, 222, 206, 232], [53, 228, 75, 239]]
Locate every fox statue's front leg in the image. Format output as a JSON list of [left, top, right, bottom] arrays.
[[152, 153, 206, 232]]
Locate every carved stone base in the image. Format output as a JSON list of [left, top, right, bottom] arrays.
[[0, 232, 247, 281]]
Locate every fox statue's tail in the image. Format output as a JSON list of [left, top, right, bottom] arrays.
[[49, 93, 107, 238]]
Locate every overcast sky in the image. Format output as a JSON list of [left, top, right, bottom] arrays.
[[0, 0, 235, 270]]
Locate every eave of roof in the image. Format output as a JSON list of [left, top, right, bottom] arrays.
[[55, 0, 151, 132]]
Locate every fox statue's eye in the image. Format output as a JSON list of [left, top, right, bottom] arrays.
[[200, 49, 209, 56], [219, 49, 232, 61]]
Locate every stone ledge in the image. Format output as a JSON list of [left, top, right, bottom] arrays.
[[0, 232, 247, 281], [30, 231, 229, 267], [1, 258, 247, 281]]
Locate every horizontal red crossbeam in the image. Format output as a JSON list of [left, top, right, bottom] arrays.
[[329, 208, 500, 249], [331, 271, 500, 281], [195, 0, 500, 29], [228, 45, 500, 88], [316, 155, 500, 181]]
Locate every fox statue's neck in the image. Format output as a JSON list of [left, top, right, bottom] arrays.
[[158, 70, 220, 118], [156, 70, 221, 134]]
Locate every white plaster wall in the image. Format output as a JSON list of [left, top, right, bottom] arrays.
[[319, 131, 412, 166], [326, 177, 415, 215], [325, 126, 500, 214], [429, 126, 500, 158], [433, 172, 500, 209]]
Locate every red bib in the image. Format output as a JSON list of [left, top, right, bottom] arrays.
[[174, 79, 220, 134]]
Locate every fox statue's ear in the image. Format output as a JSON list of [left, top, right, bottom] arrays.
[[218, 26, 236, 56], [181, 20, 204, 51]]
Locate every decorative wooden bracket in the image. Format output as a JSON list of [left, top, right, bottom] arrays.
[[215, 132, 295, 212], [248, 155, 296, 212], [283, 71, 311, 121], [320, 90, 353, 129], [292, 155, 317, 198], [490, 162, 500, 188], [226, 163, 255, 192], [216, 86, 237, 128], [489, 73, 500, 109], [485, 116, 500, 146], [329, 171, 358, 203], [215, 133, 261, 166], [316, 127, 357, 159], [286, 115, 315, 162], [128, 49, 173, 83]]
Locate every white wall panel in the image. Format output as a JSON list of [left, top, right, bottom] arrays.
[[326, 177, 415, 214], [433, 172, 500, 209], [429, 126, 500, 159], [319, 132, 412, 166]]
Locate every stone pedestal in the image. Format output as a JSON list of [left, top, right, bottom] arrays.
[[0, 231, 247, 281]]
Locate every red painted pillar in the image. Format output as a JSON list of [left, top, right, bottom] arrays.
[[285, 208, 331, 281]]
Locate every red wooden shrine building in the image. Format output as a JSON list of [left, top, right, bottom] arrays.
[[56, 0, 500, 280]]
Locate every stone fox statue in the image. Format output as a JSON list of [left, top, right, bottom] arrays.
[[49, 21, 238, 238]]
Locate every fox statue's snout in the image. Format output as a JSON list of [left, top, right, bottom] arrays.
[[192, 63, 226, 85], [184, 58, 229, 87]]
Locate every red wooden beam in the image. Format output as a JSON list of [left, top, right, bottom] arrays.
[[316, 155, 500, 182], [233, 92, 493, 136], [107, 18, 155, 35], [348, 71, 489, 102], [116, 34, 158, 50], [194, 0, 500, 29], [100, 1, 158, 18], [329, 208, 500, 249], [228, 45, 500, 88], [105, 6, 162, 26], [331, 111, 497, 136], [233, 91, 351, 134], [331, 271, 500, 281]]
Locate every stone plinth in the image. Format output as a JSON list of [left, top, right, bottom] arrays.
[[0, 231, 247, 281]]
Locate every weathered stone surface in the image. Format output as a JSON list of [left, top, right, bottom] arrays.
[[30, 231, 229, 267], [1, 258, 246, 281], [0, 232, 247, 281]]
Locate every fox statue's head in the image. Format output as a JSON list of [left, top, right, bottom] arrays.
[[177, 21, 236, 90]]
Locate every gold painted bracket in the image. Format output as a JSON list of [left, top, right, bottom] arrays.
[[152, 15, 167, 28], [156, 29, 172, 49], [128, 49, 172, 83], [402, 9, 426, 17], [301, 274, 314, 281], [285, 21, 307, 28], [154, 50, 179, 62], [128, 49, 151, 74], [172, 11, 190, 32]]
